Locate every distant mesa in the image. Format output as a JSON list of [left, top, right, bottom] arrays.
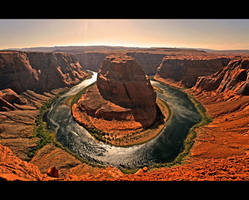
[[72, 54, 161, 145]]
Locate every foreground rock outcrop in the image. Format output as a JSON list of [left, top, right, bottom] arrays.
[[0, 143, 43, 181], [0, 51, 90, 94], [155, 55, 231, 88], [72, 54, 158, 142]]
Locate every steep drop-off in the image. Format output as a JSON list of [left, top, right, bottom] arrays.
[[0, 50, 90, 163], [155, 55, 231, 88], [193, 57, 249, 98], [0, 51, 90, 94], [72, 54, 158, 141], [74, 52, 108, 72], [126, 52, 166, 75]]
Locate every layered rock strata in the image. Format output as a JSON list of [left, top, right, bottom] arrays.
[[0, 51, 90, 93], [155, 55, 231, 88], [0, 88, 27, 111], [3, 53, 249, 181], [193, 57, 249, 98], [72, 54, 157, 137]]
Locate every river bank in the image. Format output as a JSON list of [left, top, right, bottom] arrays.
[[69, 83, 170, 147], [36, 73, 206, 171]]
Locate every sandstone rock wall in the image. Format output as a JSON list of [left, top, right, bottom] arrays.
[[193, 57, 249, 98], [72, 54, 158, 135], [75, 52, 167, 76], [0, 51, 89, 94], [97, 55, 156, 109], [155, 55, 231, 88]]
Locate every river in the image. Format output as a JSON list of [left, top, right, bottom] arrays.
[[46, 71, 201, 169]]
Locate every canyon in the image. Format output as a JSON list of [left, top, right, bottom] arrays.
[[0, 51, 90, 93], [1, 46, 249, 181]]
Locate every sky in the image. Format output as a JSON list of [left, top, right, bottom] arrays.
[[1, 19, 249, 50]]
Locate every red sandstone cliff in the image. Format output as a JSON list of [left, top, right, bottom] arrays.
[[193, 57, 249, 98], [0, 51, 90, 94], [76, 52, 166, 76], [155, 55, 231, 88]]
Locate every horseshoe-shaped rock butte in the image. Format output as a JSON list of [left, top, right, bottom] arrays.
[[72, 54, 166, 145]]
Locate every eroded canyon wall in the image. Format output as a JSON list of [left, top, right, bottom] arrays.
[[72, 54, 157, 135], [0, 51, 90, 94], [193, 57, 249, 97], [74, 52, 108, 72], [155, 55, 231, 88]]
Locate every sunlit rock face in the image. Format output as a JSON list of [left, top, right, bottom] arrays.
[[193, 57, 249, 97], [97, 55, 157, 118], [155, 55, 231, 88], [72, 54, 157, 135]]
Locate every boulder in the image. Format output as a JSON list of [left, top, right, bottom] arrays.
[[47, 166, 59, 178]]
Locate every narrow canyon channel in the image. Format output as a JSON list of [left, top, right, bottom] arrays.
[[45, 71, 202, 169]]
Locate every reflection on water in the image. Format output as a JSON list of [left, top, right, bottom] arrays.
[[46, 72, 201, 169]]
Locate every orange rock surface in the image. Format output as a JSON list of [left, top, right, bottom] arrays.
[[0, 143, 44, 181]]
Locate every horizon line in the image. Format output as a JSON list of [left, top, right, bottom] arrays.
[[2, 44, 249, 52]]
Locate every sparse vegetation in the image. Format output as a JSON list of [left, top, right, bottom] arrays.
[[28, 74, 212, 173], [28, 88, 103, 168], [28, 92, 64, 160], [148, 84, 212, 171], [72, 96, 171, 147]]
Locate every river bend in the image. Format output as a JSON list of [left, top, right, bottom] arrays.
[[46, 72, 201, 169]]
